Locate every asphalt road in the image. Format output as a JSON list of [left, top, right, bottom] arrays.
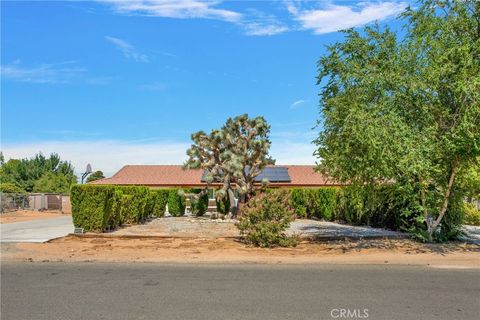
[[0, 216, 74, 242], [1, 263, 479, 320]]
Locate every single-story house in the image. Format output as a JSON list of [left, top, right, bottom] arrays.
[[91, 165, 341, 209]]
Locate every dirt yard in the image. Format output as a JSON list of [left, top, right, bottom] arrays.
[[2, 236, 479, 268], [0, 210, 68, 224]]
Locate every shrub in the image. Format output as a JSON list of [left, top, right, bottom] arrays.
[[290, 188, 307, 218], [236, 189, 297, 247], [71, 185, 114, 232], [151, 190, 169, 217], [216, 190, 230, 214], [464, 202, 480, 226], [191, 189, 209, 216], [168, 189, 186, 216]]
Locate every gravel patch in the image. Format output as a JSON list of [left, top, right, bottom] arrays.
[[288, 220, 406, 239], [111, 217, 407, 239]]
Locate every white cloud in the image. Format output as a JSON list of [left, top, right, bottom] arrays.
[[2, 138, 318, 177], [290, 99, 307, 108], [105, 36, 149, 62], [288, 1, 407, 34], [0, 61, 86, 84], [101, 0, 241, 22]]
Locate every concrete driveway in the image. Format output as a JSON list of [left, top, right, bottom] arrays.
[[0, 216, 74, 243]]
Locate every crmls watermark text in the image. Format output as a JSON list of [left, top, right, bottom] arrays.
[[330, 308, 369, 319]]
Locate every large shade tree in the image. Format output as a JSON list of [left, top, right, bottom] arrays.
[[314, 0, 479, 241], [185, 114, 274, 216]]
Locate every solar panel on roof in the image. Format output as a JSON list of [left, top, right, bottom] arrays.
[[201, 167, 291, 183]]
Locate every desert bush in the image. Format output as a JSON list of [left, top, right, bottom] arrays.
[[236, 189, 297, 247], [71, 185, 114, 232], [151, 190, 169, 217], [191, 189, 209, 216], [464, 202, 480, 226], [168, 189, 186, 216]]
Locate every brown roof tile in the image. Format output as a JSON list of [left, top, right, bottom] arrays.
[[91, 165, 340, 187]]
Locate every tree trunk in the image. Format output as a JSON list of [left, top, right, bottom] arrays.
[[228, 188, 237, 218], [426, 160, 459, 241], [235, 194, 247, 217]]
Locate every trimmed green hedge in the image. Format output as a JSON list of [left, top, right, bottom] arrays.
[[305, 188, 337, 220], [72, 185, 169, 232], [290, 188, 307, 218], [289, 188, 337, 220], [151, 190, 169, 217], [168, 189, 186, 216], [71, 185, 115, 232], [115, 186, 150, 223]]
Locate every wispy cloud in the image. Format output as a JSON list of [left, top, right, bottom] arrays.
[[242, 8, 288, 36], [100, 1, 287, 36], [290, 99, 307, 109], [287, 1, 407, 34], [243, 23, 288, 36], [101, 0, 241, 22], [105, 36, 149, 62], [1, 60, 86, 84]]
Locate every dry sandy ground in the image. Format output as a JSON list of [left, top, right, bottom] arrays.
[[2, 236, 479, 268], [0, 210, 68, 224]]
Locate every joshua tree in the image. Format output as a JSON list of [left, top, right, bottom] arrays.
[[185, 114, 274, 216]]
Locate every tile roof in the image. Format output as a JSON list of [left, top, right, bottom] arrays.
[[91, 165, 340, 187]]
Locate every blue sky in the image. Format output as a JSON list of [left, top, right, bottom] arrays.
[[1, 0, 408, 176]]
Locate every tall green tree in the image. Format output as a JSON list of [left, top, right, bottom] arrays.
[[0, 152, 77, 193], [33, 172, 77, 194], [315, 0, 479, 241], [86, 170, 105, 183], [185, 114, 274, 215]]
